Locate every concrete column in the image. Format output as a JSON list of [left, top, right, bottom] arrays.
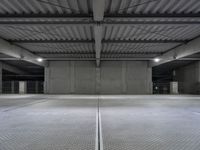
[[35, 81, 39, 93], [175, 61, 200, 94], [44, 67, 49, 94], [0, 62, 2, 94], [70, 61, 75, 94], [95, 67, 101, 94], [170, 81, 179, 94], [147, 67, 153, 94], [172, 70, 177, 81], [11, 81, 15, 94], [198, 61, 200, 82], [122, 61, 127, 94], [197, 61, 200, 94], [19, 81, 27, 94]]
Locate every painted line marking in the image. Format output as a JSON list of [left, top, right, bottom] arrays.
[[95, 96, 103, 150]]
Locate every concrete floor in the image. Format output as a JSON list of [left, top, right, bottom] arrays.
[[0, 95, 200, 150]]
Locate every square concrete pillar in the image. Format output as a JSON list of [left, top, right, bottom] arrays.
[[19, 81, 27, 94], [0, 65, 2, 94], [44, 67, 49, 94], [95, 67, 101, 94], [35, 81, 39, 93], [170, 82, 178, 94], [11, 81, 15, 94]]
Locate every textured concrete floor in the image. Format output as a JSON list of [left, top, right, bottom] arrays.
[[0, 95, 200, 150], [0, 95, 97, 150], [100, 95, 200, 150]]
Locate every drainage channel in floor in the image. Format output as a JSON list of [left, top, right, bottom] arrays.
[[96, 96, 103, 150]]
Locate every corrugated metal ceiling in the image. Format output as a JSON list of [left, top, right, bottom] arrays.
[[0, 0, 200, 60], [0, 0, 199, 15], [17, 43, 94, 53], [0, 0, 92, 14], [1, 24, 199, 41], [102, 43, 178, 53], [0, 25, 93, 40], [105, 0, 200, 14], [103, 25, 200, 41]]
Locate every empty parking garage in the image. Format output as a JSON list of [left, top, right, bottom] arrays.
[[0, 0, 200, 150]]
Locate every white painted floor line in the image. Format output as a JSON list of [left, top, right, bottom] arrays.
[[95, 97, 103, 150], [99, 102, 103, 150], [2, 99, 48, 112], [95, 106, 99, 150]]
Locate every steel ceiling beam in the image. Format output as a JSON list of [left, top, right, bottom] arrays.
[[37, 52, 161, 55], [0, 62, 28, 74], [43, 58, 152, 61], [10, 39, 187, 44], [103, 21, 200, 25], [0, 14, 200, 25], [1, 56, 199, 61], [11, 40, 94, 43], [0, 21, 94, 25], [150, 36, 200, 67], [104, 40, 185, 44], [0, 13, 199, 18], [0, 20, 199, 25], [0, 14, 92, 18], [104, 13, 200, 18], [93, 0, 105, 67], [0, 38, 47, 67]]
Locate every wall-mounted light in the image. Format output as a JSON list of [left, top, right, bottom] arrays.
[[154, 58, 160, 63], [37, 58, 43, 62]]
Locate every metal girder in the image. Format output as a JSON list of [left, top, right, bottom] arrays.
[[41, 58, 152, 61], [0, 21, 94, 25], [104, 13, 200, 18], [10, 39, 187, 44], [0, 13, 199, 19], [93, 0, 105, 21], [103, 21, 200, 25], [0, 38, 47, 67], [0, 20, 200, 25], [0, 13, 200, 18], [103, 40, 186, 44], [0, 62, 28, 74], [11, 40, 94, 43], [0, 14, 92, 19], [93, 0, 105, 67], [29, 58, 200, 61], [0, 13, 200, 25], [1, 56, 199, 61], [94, 26, 103, 67], [150, 36, 200, 67], [37, 52, 160, 55]]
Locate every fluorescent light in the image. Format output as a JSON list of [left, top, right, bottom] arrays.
[[154, 58, 160, 62], [37, 58, 43, 62]]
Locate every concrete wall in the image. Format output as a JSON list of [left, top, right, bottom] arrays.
[[176, 61, 200, 94], [45, 61, 152, 94], [0, 63, 2, 93]]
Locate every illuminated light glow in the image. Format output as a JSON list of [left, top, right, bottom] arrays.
[[154, 58, 160, 62], [37, 58, 43, 62]]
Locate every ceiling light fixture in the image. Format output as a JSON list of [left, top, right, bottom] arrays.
[[154, 58, 160, 62], [37, 58, 43, 62]]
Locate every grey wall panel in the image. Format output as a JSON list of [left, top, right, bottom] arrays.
[[74, 61, 96, 94], [176, 61, 200, 94], [48, 61, 71, 94], [45, 61, 152, 94], [147, 67, 153, 94], [0, 63, 2, 93], [100, 61, 123, 94], [126, 61, 149, 94]]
